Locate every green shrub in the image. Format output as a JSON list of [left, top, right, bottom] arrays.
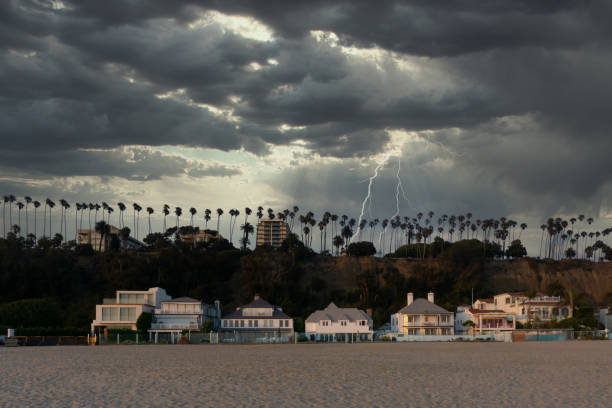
[[136, 312, 153, 332], [0, 298, 63, 327]]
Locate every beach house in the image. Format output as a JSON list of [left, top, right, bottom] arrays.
[[148, 297, 221, 343], [91, 287, 171, 332], [219, 295, 294, 343], [305, 302, 374, 342], [390, 292, 454, 336], [490, 292, 571, 323]]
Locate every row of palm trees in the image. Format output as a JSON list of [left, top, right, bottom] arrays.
[[2, 195, 610, 260], [538, 216, 612, 261]]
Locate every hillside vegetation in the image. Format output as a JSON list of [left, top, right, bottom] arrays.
[[1, 235, 611, 330]]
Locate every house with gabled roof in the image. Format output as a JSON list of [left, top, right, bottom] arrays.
[[305, 302, 373, 342], [390, 292, 454, 336], [219, 295, 294, 343]]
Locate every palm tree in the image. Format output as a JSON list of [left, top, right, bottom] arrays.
[[79, 202, 87, 231], [95, 220, 110, 252], [44, 198, 55, 238], [175, 207, 182, 229], [162, 204, 170, 231], [240, 222, 254, 250], [333, 235, 344, 256], [117, 202, 126, 228], [146, 207, 154, 235], [24, 196, 32, 236], [216, 208, 223, 232], [8, 195, 15, 231], [189, 207, 197, 228], [2, 195, 8, 238], [16, 202, 24, 236], [204, 209, 211, 230], [106, 207, 114, 231], [33, 200, 40, 240], [132, 203, 139, 238], [101, 202, 108, 223], [74, 203, 81, 242], [119, 227, 131, 250], [244, 207, 252, 224]]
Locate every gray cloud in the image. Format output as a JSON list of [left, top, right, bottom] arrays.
[[1, 0, 611, 227]]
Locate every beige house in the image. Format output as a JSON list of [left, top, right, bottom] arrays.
[[77, 225, 144, 251], [391, 292, 454, 336], [492, 292, 572, 323], [91, 287, 171, 332]]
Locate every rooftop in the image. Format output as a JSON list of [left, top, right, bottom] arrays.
[[306, 302, 372, 323], [397, 298, 452, 315]]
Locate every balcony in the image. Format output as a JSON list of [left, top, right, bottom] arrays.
[[150, 323, 199, 330]]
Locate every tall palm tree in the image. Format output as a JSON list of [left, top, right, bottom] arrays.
[[79, 202, 87, 231], [117, 202, 126, 228], [2, 195, 8, 238], [33, 200, 40, 240], [94, 203, 101, 226], [162, 204, 170, 232], [135, 204, 142, 240], [333, 235, 344, 256], [189, 207, 197, 227], [75, 203, 81, 242], [8, 195, 15, 230], [16, 202, 24, 236], [95, 220, 110, 252], [204, 209, 211, 230], [146, 207, 154, 236], [46, 199, 55, 238], [175, 207, 182, 229], [101, 202, 108, 223], [240, 222, 254, 251], [216, 208, 223, 232], [106, 207, 114, 232], [132, 203, 139, 238], [24, 196, 32, 236], [244, 207, 252, 224]]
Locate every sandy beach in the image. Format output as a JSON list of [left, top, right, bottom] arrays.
[[1, 342, 610, 407]]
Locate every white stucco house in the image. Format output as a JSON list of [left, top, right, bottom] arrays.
[[220, 295, 294, 343], [148, 297, 221, 343], [475, 292, 572, 324], [91, 287, 171, 332], [390, 292, 454, 336], [305, 302, 374, 342]]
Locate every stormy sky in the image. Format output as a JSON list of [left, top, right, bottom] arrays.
[[1, 0, 611, 253]]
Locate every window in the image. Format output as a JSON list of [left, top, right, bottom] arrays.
[[340, 321, 347, 326], [279, 320, 284, 328], [505, 297, 511, 304], [248, 320, 253, 328], [441, 328, 451, 335], [440, 315, 449, 323], [120, 307, 136, 321], [119, 293, 146, 304], [102, 307, 119, 321], [359, 320, 366, 326], [240, 320, 244, 328], [285, 320, 290, 328], [494, 299, 498, 305], [254, 320, 259, 327]]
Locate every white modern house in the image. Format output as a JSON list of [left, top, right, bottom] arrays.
[[148, 297, 221, 343], [305, 302, 374, 342], [220, 295, 294, 343], [91, 287, 171, 332], [390, 292, 454, 337]]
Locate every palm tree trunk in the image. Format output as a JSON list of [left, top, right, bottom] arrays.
[[148, 214, 152, 236]]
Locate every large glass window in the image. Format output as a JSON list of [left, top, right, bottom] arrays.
[[119, 293, 146, 304], [120, 307, 136, 321], [102, 307, 119, 321]]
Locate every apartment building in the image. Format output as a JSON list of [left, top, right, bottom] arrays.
[[77, 225, 144, 251], [255, 219, 289, 248]]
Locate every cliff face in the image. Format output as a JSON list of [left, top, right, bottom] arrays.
[[291, 256, 612, 303]]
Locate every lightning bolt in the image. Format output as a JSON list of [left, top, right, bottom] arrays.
[[352, 153, 391, 241]]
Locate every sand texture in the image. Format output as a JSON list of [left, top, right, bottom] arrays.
[[1, 342, 611, 407]]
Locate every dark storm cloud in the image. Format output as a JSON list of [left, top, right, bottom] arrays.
[[1, 0, 611, 219]]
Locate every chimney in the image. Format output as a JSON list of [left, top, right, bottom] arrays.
[[407, 292, 414, 306], [366, 308, 373, 318], [428, 292, 434, 303], [253, 294, 260, 301]]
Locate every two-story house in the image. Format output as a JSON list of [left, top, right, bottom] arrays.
[[220, 295, 294, 343], [91, 287, 171, 332], [492, 292, 572, 323], [148, 297, 221, 343], [305, 302, 374, 342], [391, 292, 454, 336]]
